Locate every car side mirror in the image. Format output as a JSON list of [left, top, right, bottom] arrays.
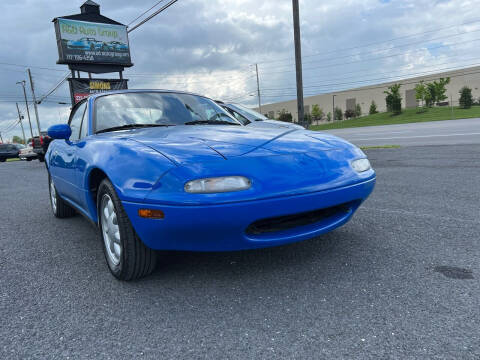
[[48, 124, 71, 140]]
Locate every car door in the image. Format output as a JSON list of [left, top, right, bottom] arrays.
[[50, 101, 86, 204], [74, 101, 92, 211]]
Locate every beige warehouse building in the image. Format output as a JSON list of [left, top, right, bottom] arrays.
[[257, 66, 480, 123]]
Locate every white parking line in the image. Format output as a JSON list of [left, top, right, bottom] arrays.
[[350, 132, 480, 141]]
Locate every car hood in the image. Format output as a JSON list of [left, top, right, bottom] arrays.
[[107, 125, 349, 164], [96, 126, 372, 204]]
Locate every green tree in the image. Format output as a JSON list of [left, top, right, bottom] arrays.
[[277, 109, 293, 123], [12, 135, 24, 144], [311, 104, 324, 120], [415, 81, 427, 108], [326, 112, 332, 122], [425, 77, 450, 106], [384, 83, 402, 114], [369, 100, 378, 115], [459, 86, 473, 109], [334, 107, 343, 121], [355, 103, 362, 117], [434, 77, 450, 104]]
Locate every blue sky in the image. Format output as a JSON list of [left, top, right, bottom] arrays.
[[1, 0, 479, 140]]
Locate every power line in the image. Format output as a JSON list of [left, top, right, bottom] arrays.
[[255, 17, 480, 65], [0, 62, 65, 72], [37, 72, 70, 104], [127, 0, 168, 26], [260, 37, 480, 76], [261, 63, 480, 93], [261, 26, 480, 71], [261, 53, 480, 87], [128, 0, 179, 33], [258, 67, 480, 103]]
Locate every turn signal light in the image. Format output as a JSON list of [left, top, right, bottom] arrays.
[[138, 209, 165, 219]]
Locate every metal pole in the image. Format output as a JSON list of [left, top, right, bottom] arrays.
[[17, 81, 34, 140], [0, 132, 3, 143], [27, 69, 42, 136], [16, 103, 27, 145], [451, 94, 454, 119], [292, 0, 304, 127], [332, 95, 336, 121], [255, 64, 262, 114]]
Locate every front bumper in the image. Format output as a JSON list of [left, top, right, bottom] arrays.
[[122, 177, 375, 251]]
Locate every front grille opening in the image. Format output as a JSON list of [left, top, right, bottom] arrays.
[[245, 203, 352, 236]]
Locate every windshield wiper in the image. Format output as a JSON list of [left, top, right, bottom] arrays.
[[184, 120, 240, 126], [96, 123, 175, 134]]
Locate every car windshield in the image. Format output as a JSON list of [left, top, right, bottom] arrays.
[[94, 92, 240, 133], [227, 103, 269, 121]]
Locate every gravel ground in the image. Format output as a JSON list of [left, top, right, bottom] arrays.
[[1, 144, 479, 359]]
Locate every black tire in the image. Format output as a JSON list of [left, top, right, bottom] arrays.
[[0, 158, 5, 163], [49, 173, 76, 218], [27, 158, 32, 162], [38, 155, 45, 162], [97, 179, 158, 281]]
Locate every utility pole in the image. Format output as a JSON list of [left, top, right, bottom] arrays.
[[292, 0, 304, 127], [17, 80, 34, 140], [16, 103, 27, 145], [27, 69, 42, 137], [255, 64, 262, 113], [0, 132, 3, 143]]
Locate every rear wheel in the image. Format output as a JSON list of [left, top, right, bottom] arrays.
[[0, 158, 5, 163], [97, 179, 158, 280], [38, 155, 45, 162], [49, 174, 76, 218]]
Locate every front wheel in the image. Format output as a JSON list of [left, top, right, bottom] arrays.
[[38, 155, 45, 162], [0, 158, 5, 162], [97, 179, 158, 280]]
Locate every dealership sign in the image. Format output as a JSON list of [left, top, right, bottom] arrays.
[[68, 78, 128, 104], [54, 18, 132, 66]]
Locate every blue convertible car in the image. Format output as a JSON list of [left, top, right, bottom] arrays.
[[46, 90, 375, 280]]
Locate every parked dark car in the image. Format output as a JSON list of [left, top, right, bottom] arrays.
[[0, 143, 24, 162], [32, 131, 52, 162]]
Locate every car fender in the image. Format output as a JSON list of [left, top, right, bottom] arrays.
[[77, 137, 176, 222]]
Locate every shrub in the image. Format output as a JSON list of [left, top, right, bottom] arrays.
[[384, 83, 402, 115], [344, 109, 356, 119], [459, 86, 473, 109], [334, 107, 343, 121], [277, 109, 293, 122], [369, 101, 378, 115], [355, 104, 362, 117], [304, 113, 312, 126], [311, 104, 324, 120], [327, 112, 332, 122]]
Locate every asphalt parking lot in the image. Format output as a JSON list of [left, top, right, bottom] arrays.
[[1, 143, 479, 359]]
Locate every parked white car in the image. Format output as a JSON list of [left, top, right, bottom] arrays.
[[19, 146, 37, 161]]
